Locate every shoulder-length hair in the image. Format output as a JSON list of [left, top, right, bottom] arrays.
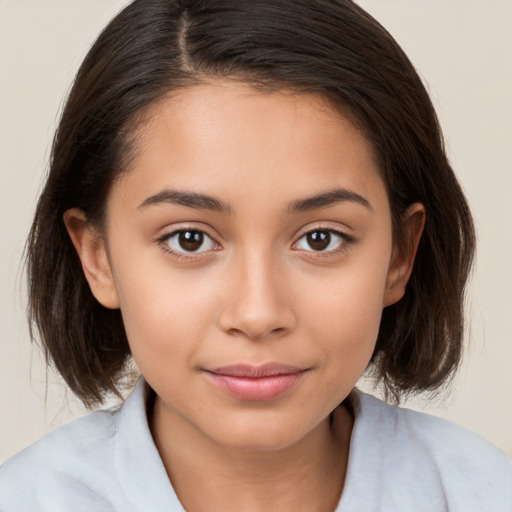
[[27, 0, 475, 406]]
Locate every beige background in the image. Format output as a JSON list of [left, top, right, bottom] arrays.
[[1, 1, 511, 463]]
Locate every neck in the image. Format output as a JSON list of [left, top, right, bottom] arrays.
[[149, 393, 354, 512]]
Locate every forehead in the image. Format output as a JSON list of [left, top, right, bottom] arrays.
[[112, 81, 388, 216]]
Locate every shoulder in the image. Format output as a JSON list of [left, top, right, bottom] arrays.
[[357, 390, 508, 454], [0, 379, 178, 512], [0, 407, 122, 511], [339, 390, 512, 511]]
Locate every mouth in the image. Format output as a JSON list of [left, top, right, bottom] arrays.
[[204, 363, 308, 401]]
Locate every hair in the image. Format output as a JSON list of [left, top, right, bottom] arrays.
[[27, 0, 475, 407]]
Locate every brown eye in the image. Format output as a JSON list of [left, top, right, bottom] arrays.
[[164, 230, 217, 254], [179, 230, 204, 251], [306, 230, 331, 251], [295, 229, 346, 253]]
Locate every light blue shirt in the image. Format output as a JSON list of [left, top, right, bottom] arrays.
[[1, 379, 511, 511]]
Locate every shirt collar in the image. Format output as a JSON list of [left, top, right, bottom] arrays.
[[114, 377, 184, 511]]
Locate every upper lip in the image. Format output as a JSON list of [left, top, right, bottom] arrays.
[[206, 363, 307, 378]]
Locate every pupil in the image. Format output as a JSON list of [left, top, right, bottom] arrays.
[[307, 230, 330, 251], [179, 231, 203, 251]]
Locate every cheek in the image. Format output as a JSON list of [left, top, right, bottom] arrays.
[[299, 256, 389, 371], [110, 255, 219, 370], [305, 253, 388, 322]]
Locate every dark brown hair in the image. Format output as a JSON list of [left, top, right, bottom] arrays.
[[27, 0, 475, 406]]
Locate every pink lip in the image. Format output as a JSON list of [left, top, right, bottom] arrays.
[[204, 363, 307, 401]]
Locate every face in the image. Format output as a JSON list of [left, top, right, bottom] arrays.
[[68, 81, 419, 451]]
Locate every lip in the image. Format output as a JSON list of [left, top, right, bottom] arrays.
[[204, 363, 307, 401]]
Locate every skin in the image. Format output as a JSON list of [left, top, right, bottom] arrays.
[[65, 81, 424, 511]]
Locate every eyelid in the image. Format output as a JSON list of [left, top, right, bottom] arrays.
[[292, 224, 355, 255], [156, 225, 222, 260], [155, 222, 354, 261], [294, 222, 354, 241]]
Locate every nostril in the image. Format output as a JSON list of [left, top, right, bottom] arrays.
[[222, 323, 291, 341]]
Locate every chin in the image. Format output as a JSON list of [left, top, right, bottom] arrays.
[[216, 431, 302, 452], [203, 412, 321, 452]]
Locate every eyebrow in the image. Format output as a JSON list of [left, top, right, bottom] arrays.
[[138, 187, 371, 214], [139, 190, 233, 214], [287, 188, 372, 213]]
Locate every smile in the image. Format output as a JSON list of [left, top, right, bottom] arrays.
[[204, 364, 308, 401]]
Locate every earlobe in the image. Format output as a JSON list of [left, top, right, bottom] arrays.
[[383, 203, 425, 307], [63, 209, 120, 309]]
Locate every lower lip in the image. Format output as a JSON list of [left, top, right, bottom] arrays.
[[205, 372, 304, 401]]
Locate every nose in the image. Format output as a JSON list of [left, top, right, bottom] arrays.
[[218, 250, 297, 341]]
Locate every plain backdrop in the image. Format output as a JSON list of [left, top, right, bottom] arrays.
[[1, 1, 511, 464]]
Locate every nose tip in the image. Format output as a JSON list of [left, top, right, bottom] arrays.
[[221, 309, 292, 341], [217, 256, 296, 341]]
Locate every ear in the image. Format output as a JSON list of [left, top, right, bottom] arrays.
[[383, 203, 426, 307], [63, 208, 120, 309]]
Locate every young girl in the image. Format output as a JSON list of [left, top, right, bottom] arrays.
[[1, 0, 510, 510]]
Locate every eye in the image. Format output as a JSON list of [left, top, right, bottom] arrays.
[[294, 229, 347, 253], [163, 229, 218, 254]]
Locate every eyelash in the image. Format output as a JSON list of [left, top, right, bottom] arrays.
[[157, 227, 220, 261], [293, 227, 354, 258], [157, 226, 354, 261]]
